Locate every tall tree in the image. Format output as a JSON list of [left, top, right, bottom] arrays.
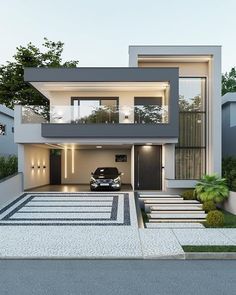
[[0, 38, 79, 108], [222, 67, 236, 96]]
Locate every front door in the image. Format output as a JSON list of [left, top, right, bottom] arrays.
[[50, 150, 61, 185], [134, 145, 162, 190]]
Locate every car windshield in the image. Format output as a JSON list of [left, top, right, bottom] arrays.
[[94, 167, 118, 176]]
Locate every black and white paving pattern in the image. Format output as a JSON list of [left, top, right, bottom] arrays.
[[0, 193, 130, 226], [2, 192, 235, 258]]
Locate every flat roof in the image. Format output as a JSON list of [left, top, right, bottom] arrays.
[[24, 67, 178, 83], [222, 92, 236, 106]]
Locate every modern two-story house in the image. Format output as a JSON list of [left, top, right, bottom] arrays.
[[14, 46, 221, 192]]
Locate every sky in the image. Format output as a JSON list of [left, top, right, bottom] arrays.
[[0, 0, 236, 72]]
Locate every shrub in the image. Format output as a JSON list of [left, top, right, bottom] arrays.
[[206, 210, 224, 227], [202, 200, 216, 213], [181, 190, 196, 200], [194, 174, 229, 204], [0, 155, 18, 180]]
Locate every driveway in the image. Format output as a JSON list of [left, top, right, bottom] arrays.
[[0, 192, 236, 259]]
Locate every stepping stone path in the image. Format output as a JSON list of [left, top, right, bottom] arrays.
[[139, 193, 207, 228]]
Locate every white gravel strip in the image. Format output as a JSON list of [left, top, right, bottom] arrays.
[[31, 196, 114, 201], [11, 212, 111, 219], [18, 206, 112, 212], [26, 201, 113, 207]]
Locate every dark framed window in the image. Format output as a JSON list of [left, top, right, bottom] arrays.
[[175, 78, 206, 180], [134, 97, 168, 124], [0, 124, 6, 135], [71, 97, 119, 123]]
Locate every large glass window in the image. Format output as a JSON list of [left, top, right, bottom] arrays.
[[71, 98, 118, 123], [175, 78, 206, 179]]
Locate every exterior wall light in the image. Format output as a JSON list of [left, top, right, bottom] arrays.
[[38, 165, 41, 169], [125, 114, 129, 119], [43, 165, 46, 169], [31, 165, 35, 169]]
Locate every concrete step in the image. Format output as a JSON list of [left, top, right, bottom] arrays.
[[150, 205, 202, 211], [148, 219, 206, 223], [139, 194, 181, 199], [145, 222, 205, 228], [150, 210, 205, 214], [148, 213, 207, 219], [141, 197, 184, 204], [144, 199, 198, 204], [144, 200, 200, 211]]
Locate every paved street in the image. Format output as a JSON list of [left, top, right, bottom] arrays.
[[0, 260, 235, 295]]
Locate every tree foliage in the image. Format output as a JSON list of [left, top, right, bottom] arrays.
[[0, 38, 79, 108], [222, 67, 236, 95]]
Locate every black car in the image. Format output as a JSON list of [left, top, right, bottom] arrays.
[[90, 167, 123, 191]]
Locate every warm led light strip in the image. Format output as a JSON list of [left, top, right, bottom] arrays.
[[64, 146, 67, 179], [71, 146, 75, 174]]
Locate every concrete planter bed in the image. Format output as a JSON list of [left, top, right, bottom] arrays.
[[223, 191, 236, 215]]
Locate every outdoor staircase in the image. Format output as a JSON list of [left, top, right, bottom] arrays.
[[139, 193, 206, 228]]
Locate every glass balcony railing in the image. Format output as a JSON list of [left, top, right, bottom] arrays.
[[21, 105, 169, 124]]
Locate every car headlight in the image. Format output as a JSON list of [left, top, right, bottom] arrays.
[[91, 177, 97, 182], [114, 176, 120, 183]]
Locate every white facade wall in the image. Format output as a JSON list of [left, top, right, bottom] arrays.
[[129, 46, 222, 189], [0, 173, 23, 207], [20, 145, 50, 190]]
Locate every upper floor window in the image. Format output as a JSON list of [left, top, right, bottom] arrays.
[[175, 78, 206, 180], [0, 124, 6, 135], [71, 97, 119, 123], [134, 97, 169, 124]]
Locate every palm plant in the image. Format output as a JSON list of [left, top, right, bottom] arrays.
[[194, 174, 229, 204]]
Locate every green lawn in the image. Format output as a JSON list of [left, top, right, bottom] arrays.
[[182, 245, 236, 252], [204, 209, 236, 228]]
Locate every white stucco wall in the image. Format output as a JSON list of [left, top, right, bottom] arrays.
[[22, 145, 50, 190], [223, 191, 236, 215], [61, 148, 131, 184], [0, 173, 23, 207]]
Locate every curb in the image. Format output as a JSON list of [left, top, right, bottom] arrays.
[[185, 252, 236, 260]]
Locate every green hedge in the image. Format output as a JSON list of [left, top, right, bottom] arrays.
[[0, 155, 18, 180], [222, 156, 236, 191]]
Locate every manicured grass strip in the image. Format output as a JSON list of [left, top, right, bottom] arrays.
[[182, 245, 236, 252], [222, 210, 236, 228]]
